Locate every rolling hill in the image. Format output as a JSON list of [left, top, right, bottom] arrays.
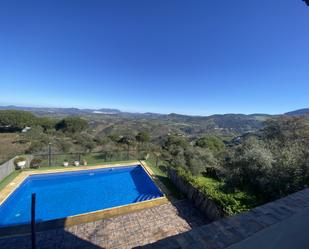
[[1, 105, 307, 138]]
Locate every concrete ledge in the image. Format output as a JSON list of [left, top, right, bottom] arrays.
[[0, 161, 169, 237], [0, 196, 168, 237], [0, 161, 142, 205]]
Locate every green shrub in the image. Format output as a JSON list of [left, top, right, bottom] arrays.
[[14, 156, 27, 165], [56, 117, 88, 133], [30, 158, 42, 169], [0, 110, 36, 131], [175, 167, 258, 215]]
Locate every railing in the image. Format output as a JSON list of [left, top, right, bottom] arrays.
[[32, 149, 150, 167]]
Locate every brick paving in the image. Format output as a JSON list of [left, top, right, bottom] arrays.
[[138, 188, 309, 249], [0, 200, 209, 249]]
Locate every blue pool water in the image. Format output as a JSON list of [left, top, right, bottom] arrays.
[[0, 165, 163, 227]]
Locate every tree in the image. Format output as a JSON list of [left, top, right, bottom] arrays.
[[135, 132, 150, 144], [195, 135, 225, 155], [200, 148, 220, 178], [23, 126, 45, 141], [108, 134, 120, 143], [164, 135, 189, 150], [56, 117, 88, 133], [225, 138, 274, 196], [95, 135, 111, 146], [118, 135, 135, 147], [73, 133, 96, 152], [184, 148, 205, 176], [263, 116, 309, 146], [36, 117, 57, 132], [0, 110, 37, 131], [57, 139, 72, 153]]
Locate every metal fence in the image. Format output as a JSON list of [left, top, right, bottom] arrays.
[[32, 149, 150, 167]]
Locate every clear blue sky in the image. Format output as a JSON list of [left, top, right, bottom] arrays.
[[0, 0, 308, 115]]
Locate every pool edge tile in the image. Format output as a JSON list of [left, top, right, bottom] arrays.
[[0, 161, 171, 237]]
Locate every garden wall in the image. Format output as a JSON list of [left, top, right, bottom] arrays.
[[167, 168, 227, 221], [0, 156, 32, 182], [0, 157, 15, 182]]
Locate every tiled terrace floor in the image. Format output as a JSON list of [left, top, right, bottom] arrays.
[[0, 200, 209, 249], [138, 188, 309, 249]]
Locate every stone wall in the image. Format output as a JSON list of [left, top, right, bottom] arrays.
[[167, 168, 227, 221]]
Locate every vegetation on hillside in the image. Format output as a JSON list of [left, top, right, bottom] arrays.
[[176, 167, 259, 214], [1, 109, 309, 215], [0, 110, 37, 131], [155, 116, 309, 213], [225, 116, 309, 201]]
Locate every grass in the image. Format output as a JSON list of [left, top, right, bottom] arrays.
[[196, 175, 221, 186], [196, 175, 259, 209], [36, 152, 139, 169], [145, 159, 184, 200], [177, 168, 261, 215], [82, 152, 130, 165], [0, 170, 21, 191], [30, 159, 138, 170]]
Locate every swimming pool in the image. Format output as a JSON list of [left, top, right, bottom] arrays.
[[0, 165, 164, 227]]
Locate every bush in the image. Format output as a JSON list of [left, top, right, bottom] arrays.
[[36, 117, 57, 132], [118, 135, 136, 146], [56, 117, 88, 133], [176, 167, 259, 215], [138, 152, 149, 160], [195, 135, 225, 155], [26, 140, 49, 154], [30, 158, 42, 169], [224, 138, 274, 197], [57, 139, 72, 153], [73, 134, 96, 152], [224, 117, 309, 201], [14, 156, 27, 166], [0, 110, 37, 131], [136, 132, 150, 143]]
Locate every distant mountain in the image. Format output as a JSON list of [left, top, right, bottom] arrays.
[[285, 109, 309, 116], [163, 113, 271, 134], [0, 105, 121, 116], [2, 105, 308, 136]]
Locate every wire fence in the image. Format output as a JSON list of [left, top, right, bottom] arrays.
[[32, 149, 151, 167]]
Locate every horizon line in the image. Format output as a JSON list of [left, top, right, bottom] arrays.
[[0, 103, 298, 117]]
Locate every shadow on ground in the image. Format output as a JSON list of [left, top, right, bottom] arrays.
[[0, 199, 208, 249], [0, 229, 104, 249]]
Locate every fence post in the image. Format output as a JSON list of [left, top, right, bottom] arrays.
[[31, 193, 36, 249], [48, 143, 51, 166]]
